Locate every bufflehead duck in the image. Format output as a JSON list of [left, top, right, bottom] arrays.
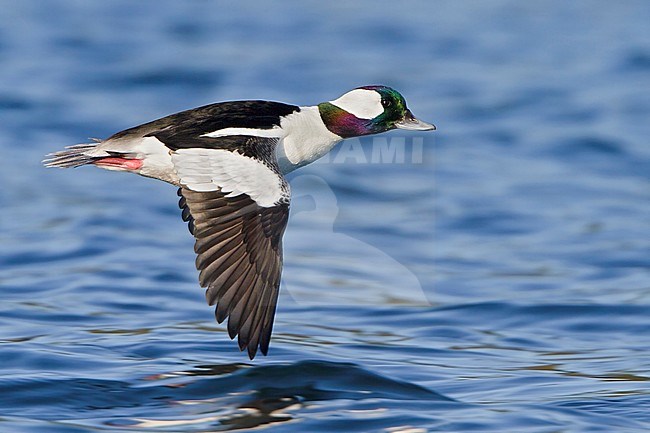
[[44, 85, 435, 359]]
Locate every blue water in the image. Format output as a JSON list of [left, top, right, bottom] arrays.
[[1, 1, 650, 431]]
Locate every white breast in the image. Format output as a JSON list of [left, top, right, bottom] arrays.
[[275, 106, 342, 174]]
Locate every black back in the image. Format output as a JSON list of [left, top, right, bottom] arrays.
[[107, 100, 300, 150]]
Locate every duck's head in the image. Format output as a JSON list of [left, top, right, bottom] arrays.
[[318, 85, 435, 138]]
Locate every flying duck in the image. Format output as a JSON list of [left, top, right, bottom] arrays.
[[44, 85, 435, 358]]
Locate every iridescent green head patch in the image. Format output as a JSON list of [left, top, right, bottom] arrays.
[[319, 85, 412, 137]]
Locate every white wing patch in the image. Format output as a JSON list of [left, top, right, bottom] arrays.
[[330, 88, 383, 119], [201, 127, 283, 139], [172, 149, 286, 207]]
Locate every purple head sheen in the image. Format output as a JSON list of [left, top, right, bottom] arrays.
[[318, 102, 379, 138]]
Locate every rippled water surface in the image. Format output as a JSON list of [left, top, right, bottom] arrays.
[[1, 1, 649, 432]]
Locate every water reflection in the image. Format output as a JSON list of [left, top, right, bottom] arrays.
[[121, 360, 452, 431]]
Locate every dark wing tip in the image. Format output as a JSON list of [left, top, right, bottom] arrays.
[[247, 343, 258, 360]]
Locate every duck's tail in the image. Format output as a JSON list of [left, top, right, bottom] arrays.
[[43, 141, 102, 168]]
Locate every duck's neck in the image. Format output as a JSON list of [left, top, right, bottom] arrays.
[[317, 102, 378, 138], [276, 105, 342, 174]]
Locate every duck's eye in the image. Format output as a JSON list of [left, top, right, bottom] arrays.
[[382, 99, 392, 108]]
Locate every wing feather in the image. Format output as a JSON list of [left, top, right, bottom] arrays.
[[179, 186, 289, 359], [174, 135, 290, 359]]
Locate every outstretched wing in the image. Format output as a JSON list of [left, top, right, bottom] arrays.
[[172, 137, 290, 359]]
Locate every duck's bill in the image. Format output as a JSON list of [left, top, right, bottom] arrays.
[[395, 112, 436, 131]]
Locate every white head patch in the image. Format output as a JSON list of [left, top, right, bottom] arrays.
[[330, 89, 383, 119]]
